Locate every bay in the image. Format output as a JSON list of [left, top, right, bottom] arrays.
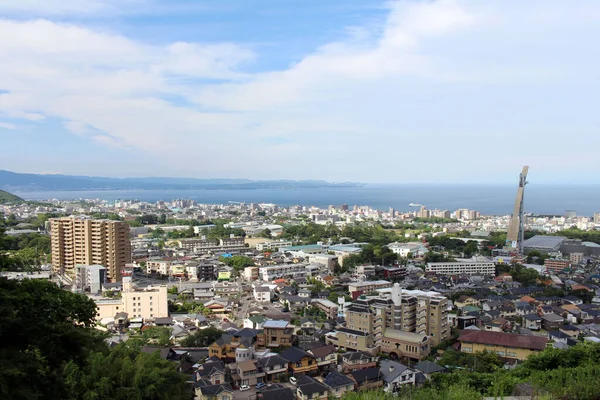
[[12, 184, 600, 216]]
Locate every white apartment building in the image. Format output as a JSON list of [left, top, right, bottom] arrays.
[[258, 263, 308, 281], [426, 261, 495, 275], [255, 240, 293, 251], [348, 280, 393, 294]]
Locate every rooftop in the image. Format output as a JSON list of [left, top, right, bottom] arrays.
[[459, 330, 548, 351], [263, 320, 289, 329]]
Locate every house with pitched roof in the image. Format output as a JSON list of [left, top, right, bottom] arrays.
[[340, 351, 379, 373], [379, 360, 416, 393], [256, 354, 289, 382], [307, 344, 337, 371], [319, 371, 355, 398], [413, 360, 445, 380], [280, 347, 318, 375], [349, 367, 383, 391], [296, 376, 329, 400]]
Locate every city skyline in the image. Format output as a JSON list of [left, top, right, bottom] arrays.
[[1, 0, 600, 183]]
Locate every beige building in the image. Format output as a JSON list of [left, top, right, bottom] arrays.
[[94, 277, 168, 320], [51, 217, 131, 281], [327, 284, 449, 359], [459, 330, 547, 361]]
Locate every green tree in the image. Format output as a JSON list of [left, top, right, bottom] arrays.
[[62, 342, 190, 400], [0, 278, 106, 398], [141, 326, 172, 346], [180, 327, 224, 347]]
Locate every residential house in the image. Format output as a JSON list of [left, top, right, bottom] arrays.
[[213, 281, 241, 296], [455, 296, 480, 309], [340, 351, 379, 373], [541, 313, 565, 331], [349, 367, 384, 391], [259, 386, 295, 400], [208, 328, 259, 362], [320, 371, 355, 398], [307, 344, 337, 371], [256, 355, 289, 383], [194, 359, 227, 385], [522, 314, 542, 331], [194, 380, 233, 400], [280, 347, 319, 376], [244, 315, 267, 330], [234, 360, 266, 387], [257, 320, 294, 348], [254, 286, 272, 303], [413, 361, 446, 380], [203, 299, 231, 319], [379, 360, 416, 393], [458, 330, 548, 361], [296, 376, 329, 400]]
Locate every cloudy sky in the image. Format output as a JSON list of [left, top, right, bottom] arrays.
[[0, 0, 599, 183]]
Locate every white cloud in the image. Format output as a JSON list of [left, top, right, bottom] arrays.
[[0, 122, 17, 130], [1, 0, 600, 182]]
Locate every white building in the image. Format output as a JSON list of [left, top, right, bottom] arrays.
[[258, 263, 308, 281], [347, 280, 393, 294], [387, 242, 428, 258], [254, 286, 272, 302], [426, 260, 495, 275]]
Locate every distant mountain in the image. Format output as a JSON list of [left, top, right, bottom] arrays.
[[0, 170, 361, 191], [0, 189, 24, 203]]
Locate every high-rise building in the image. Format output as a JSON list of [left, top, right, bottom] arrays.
[[594, 212, 600, 224], [51, 217, 131, 282], [326, 284, 450, 359]]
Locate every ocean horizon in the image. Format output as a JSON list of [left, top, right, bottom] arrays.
[[11, 183, 600, 216]]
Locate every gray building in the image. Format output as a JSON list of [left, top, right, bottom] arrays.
[[75, 264, 106, 294], [522, 236, 567, 254]]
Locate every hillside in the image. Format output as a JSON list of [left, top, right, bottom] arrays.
[[0, 189, 23, 204], [0, 169, 361, 191]]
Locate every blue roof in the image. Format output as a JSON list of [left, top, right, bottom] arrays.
[[263, 320, 289, 328]]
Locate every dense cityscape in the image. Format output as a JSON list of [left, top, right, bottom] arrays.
[[2, 173, 600, 399], [1, 0, 600, 398]]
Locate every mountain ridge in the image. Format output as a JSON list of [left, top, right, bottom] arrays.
[[0, 170, 361, 191]]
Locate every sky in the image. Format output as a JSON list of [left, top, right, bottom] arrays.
[[0, 0, 599, 184]]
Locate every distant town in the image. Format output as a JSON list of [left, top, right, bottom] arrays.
[[2, 188, 600, 399]]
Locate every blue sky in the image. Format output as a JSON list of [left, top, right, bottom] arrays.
[[0, 0, 599, 183]]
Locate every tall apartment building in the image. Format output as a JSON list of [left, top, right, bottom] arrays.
[[51, 217, 131, 282], [327, 284, 449, 359]]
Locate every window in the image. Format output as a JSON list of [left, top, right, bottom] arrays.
[[296, 362, 303, 367]]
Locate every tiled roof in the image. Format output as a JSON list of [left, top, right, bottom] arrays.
[[413, 360, 445, 374], [280, 346, 311, 363], [459, 330, 548, 351], [322, 371, 354, 388], [350, 367, 382, 383]]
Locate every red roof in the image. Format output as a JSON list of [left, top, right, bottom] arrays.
[[459, 330, 547, 351]]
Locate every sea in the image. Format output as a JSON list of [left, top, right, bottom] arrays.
[[11, 184, 600, 216]]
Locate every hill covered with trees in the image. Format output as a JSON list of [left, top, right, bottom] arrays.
[[0, 190, 23, 204]]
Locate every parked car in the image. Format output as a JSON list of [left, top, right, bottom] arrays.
[[256, 383, 266, 390], [240, 385, 251, 392], [289, 377, 298, 385]]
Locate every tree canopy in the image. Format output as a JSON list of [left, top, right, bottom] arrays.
[[0, 278, 190, 399]]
